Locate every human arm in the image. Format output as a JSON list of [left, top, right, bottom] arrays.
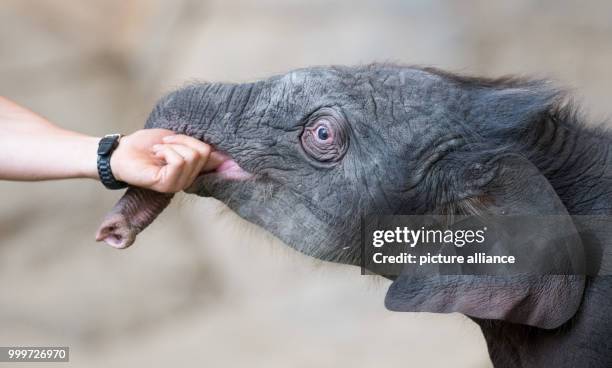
[[0, 96, 218, 192]]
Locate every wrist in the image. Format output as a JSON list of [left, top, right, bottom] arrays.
[[97, 134, 128, 189], [78, 135, 102, 179], [109, 148, 123, 182]]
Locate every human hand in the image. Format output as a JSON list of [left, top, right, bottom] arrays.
[[110, 129, 221, 193], [0, 96, 221, 191]]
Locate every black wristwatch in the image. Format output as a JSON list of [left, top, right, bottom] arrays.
[[97, 134, 128, 190]]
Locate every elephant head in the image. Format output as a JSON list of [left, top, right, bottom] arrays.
[[96, 64, 586, 330]]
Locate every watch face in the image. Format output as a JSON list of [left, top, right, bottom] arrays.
[[97, 135, 120, 156]]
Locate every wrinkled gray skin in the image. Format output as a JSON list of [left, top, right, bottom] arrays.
[[102, 64, 612, 366]]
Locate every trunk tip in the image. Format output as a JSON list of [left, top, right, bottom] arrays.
[[95, 213, 137, 249]]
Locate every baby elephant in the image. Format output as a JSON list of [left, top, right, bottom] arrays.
[[98, 64, 612, 367]]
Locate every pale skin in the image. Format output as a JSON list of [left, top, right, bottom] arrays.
[[0, 96, 223, 192]]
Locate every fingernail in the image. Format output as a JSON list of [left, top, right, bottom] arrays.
[[152, 144, 163, 151], [162, 135, 175, 142]]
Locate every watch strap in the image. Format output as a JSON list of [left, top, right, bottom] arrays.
[[97, 134, 128, 190]]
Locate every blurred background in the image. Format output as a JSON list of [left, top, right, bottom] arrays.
[[1, 1, 611, 367]]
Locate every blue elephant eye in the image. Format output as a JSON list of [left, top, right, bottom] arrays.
[[316, 126, 329, 141]]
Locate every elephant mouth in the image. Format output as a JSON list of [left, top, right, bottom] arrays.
[[185, 151, 253, 195], [206, 154, 253, 180]]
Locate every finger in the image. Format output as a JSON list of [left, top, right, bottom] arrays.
[[153, 143, 206, 189], [161, 144, 204, 187], [154, 143, 204, 169], [162, 135, 211, 157], [154, 146, 186, 192], [140, 129, 176, 143], [163, 144, 199, 164], [148, 128, 176, 136], [202, 151, 227, 172], [153, 143, 223, 172]]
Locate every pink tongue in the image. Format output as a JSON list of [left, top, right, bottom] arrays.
[[214, 159, 253, 180]]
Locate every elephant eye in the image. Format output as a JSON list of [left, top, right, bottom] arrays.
[[316, 125, 330, 141], [300, 108, 349, 163]]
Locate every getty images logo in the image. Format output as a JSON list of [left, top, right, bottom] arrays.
[[371, 226, 487, 248]]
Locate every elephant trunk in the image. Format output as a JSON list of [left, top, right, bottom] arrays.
[[144, 82, 260, 150], [96, 188, 173, 248]]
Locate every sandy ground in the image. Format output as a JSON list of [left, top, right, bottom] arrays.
[[1, 1, 611, 367]]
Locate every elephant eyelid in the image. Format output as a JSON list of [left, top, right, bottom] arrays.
[[300, 108, 349, 163]]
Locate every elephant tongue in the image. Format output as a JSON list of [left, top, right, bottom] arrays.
[[95, 188, 174, 249]]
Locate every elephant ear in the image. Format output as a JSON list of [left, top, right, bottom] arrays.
[[385, 154, 586, 329]]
